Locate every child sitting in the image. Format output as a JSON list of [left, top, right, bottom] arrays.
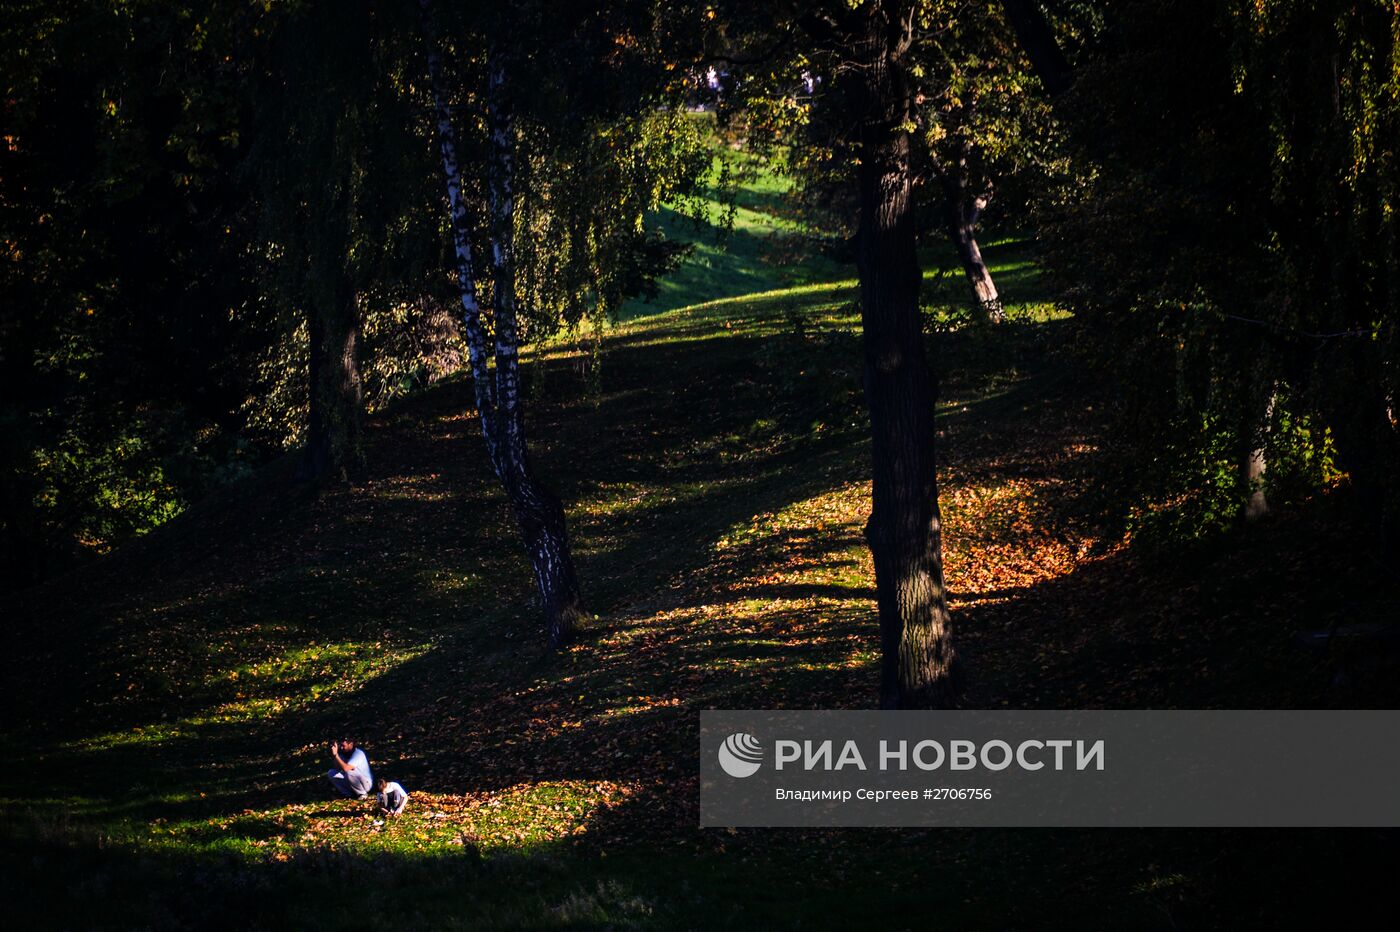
[[375, 777, 410, 817]]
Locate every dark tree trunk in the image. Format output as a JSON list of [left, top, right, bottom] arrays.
[[849, 1, 957, 709], [999, 0, 1073, 96], [940, 166, 1004, 324], [297, 277, 363, 484], [499, 468, 585, 646]]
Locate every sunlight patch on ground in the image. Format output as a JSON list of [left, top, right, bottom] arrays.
[[361, 473, 457, 503], [941, 473, 1103, 604], [139, 781, 639, 858], [62, 640, 430, 752]]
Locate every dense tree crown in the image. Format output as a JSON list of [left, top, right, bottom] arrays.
[[1038, 0, 1398, 545]]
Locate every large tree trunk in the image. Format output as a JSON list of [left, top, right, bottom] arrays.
[[420, 0, 584, 647], [850, 1, 957, 709], [940, 165, 1004, 324], [297, 274, 363, 484]]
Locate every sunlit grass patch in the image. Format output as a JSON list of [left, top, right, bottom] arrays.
[[574, 480, 715, 523], [64, 639, 431, 752], [359, 472, 457, 503], [142, 782, 635, 859]]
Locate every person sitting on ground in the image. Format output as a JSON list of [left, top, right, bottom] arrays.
[[326, 737, 373, 799], [375, 777, 410, 817]]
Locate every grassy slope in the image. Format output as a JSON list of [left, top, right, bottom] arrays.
[[3, 161, 1398, 930], [617, 151, 846, 319]]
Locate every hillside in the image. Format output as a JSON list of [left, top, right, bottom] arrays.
[[4, 183, 1398, 927]]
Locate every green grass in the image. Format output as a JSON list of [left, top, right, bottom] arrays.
[[617, 126, 1064, 325], [5, 149, 1399, 928], [618, 143, 848, 319]]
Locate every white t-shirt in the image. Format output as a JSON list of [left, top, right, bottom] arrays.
[[343, 747, 373, 796], [378, 781, 409, 812]]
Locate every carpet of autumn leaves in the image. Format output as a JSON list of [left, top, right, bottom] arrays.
[[4, 253, 1399, 919]]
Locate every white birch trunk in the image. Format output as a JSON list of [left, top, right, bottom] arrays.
[[484, 45, 583, 647], [420, 0, 500, 473], [419, 5, 584, 646], [486, 50, 527, 467]]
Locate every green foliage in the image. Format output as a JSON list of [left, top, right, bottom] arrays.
[[911, 1, 1067, 217], [1039, 0, 1398, 544], [1123, 412, 1255, 551], [362, 299, 468, 414], [516, 109, 718, 336], [243, 300, 467, 450], [0, 1, 262, 581], [1265, 404, 1342, 505], [1124, 394, 1342, 552], [1, 0, 718, 580], [1228, 0, 1400, 515], [26, 410, 249, 554]]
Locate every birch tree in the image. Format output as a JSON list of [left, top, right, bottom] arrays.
[[418, 0, 710, 645]]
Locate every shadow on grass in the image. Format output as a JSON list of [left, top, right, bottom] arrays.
[[4, 807, 1395, 931], [7, 282, 1400, 930]]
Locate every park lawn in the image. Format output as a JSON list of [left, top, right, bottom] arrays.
[[4, 162, 1398, 929]]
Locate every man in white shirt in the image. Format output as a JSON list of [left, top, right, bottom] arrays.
[[326, 737, 373, 799]]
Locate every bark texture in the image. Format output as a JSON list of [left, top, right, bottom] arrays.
[[484, 49, 584, 647], [421, 1, 583, 646], [940, 164, 1004, 324], [848, 1, 958, 709], [298, 263, 363, 484]]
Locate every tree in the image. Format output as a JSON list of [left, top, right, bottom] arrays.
[[702, 0, 961, 706], [248, 1, 374, 484], [691, 0, 1064, 704], [419, 18, 582, 645], [419, 0, 711, 645], [720, 3, 1060, 327], [1028, 0, 1292, 541], [247, 0, 453, 486], [912, 4, 1061, 325], [1029, 0, 1397, 545], [842, 1, 959, 708], [901, 2, 1064, 326], [1231, 0, 1400, 543], [0, 0, 261, 583]]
